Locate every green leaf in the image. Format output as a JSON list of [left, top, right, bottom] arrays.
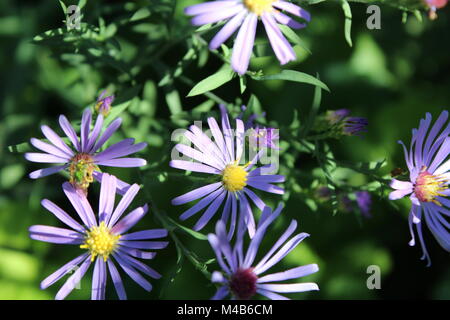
[[167, 217, 208, 241], [187, 66, 235, 97], [251, 70, 330, 92], [341, 0, 353, 47]]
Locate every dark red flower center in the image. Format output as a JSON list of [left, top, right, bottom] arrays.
[[229, 268, 258, 300]]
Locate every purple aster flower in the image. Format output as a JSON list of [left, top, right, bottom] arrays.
[[208, 204, 319, 300], [356, 191, 372, 218], [25, 108, 147, 195], [389, 111, 450, 265], [326, 109, 368, 136], [184, 0, 311, 75], [95, 90, 115, 117], [29, 173, 168, 300], [170, 107, 285, 239]]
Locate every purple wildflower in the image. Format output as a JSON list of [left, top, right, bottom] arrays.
[[25, 108, 147, 194], [184, 0, 311, 75], [208, 204, 319, 300], [29, 173, 168, 300], [95, 90, 115, 117], [389, 111, 450, 265], [356, 191, 372, 218], [326, 109, 368, 136], [170, 108, 285, 239]]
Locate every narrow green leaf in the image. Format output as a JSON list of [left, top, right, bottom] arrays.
[[341, 0, 353, 47], [252, 70, 330, 92], [187, 66, 235, 97]]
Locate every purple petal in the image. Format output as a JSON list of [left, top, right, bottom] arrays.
[[62, 182, 97, 228], [120, 229, 168, 241], [99, 173, 117, 223], [255, 232, 310, 275], [93, 171, 132, 196], [210, 10, 247, 50], [41, 199, 85, 233], [25, 152, 69, 164], [258, 264, 319, 283], [59, 115, 81, 151], [107, 183, 140, 228], [193, 189, 227, 231], [190, 4, 243, 26], [243, 188, 266, 211], [246, 180, 284, 194], [30, 138, 73, 159], [206, 117, 231, 164], [80, 109, 92, 152], [261, 13, 296, 65], [208, 233, 232, 275], [273, 1, 311, 22], [117, 251, 162, 279], [106, 259, 127, 300], [231, 13, 257, 75], [41, 124, 75, 155], [185, 1, 238, 16], [29, 164, 68, 179], [170, 160, 221, 174], [55, 256, 92, 300], [253, 219, 298, 272], [258, 283, 319, 293], [172, 182, 222, 206], [256, 288, 289, 300], [113, 254, 152, 291], [179, 187, 224, 221], [273, 11, 306, 29], [389, 188, 413, 200], [91, 118, 122, 153], [119, 240, 169, 250], [91, 258, 107, 300], [96, 157, 147, 167], [119, 247, 157, 260], [211, 286, 229, 300], [41, 253, 89, 289], [111, 204, 148, 234], [85, 114, 104, 153], [29, 225, 84, 244], [94, 139, 146, 162]]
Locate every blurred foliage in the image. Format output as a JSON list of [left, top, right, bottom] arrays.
[[0, 0, 449, 300]]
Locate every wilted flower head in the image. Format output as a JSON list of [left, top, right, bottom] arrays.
[[29, 173, 168, 300], [326, 109, 368, 137], [425, 0, 448, 19], [25, 108, 147, 195], [315, 186, 332, 202], [209, 204, 319, 300], [389, 111, 450, 265], [356, 191, 372, 218], [95, 91, 115, 117], [170, 105, 284, 239], [184, 0, 311, 75]]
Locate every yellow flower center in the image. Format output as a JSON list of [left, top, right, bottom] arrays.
[[414, 168, 449, 205], [222, 163, 249, 192], [243, 0, 276, 15], [69, 153, 98, 193], [80, 221, 121, 262]]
